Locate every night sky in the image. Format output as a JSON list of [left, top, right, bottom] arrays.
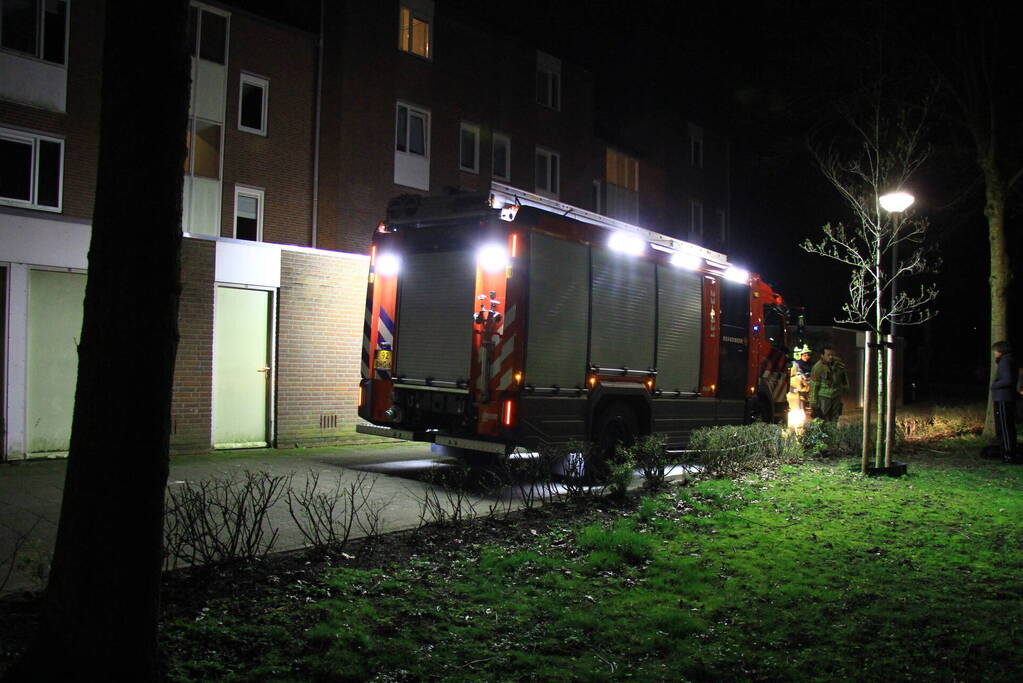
[[240, 0, 1019, 388]]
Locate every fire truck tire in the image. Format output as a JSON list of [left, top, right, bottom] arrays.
[[589, 401, 639, 481]]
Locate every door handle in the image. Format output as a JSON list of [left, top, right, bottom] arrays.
[[256, 366, 271, 373]]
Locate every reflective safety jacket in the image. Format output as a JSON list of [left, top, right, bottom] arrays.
[[810, 358, 849, 405]]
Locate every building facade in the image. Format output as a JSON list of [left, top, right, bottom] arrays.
[[0, 0, 730, 459]]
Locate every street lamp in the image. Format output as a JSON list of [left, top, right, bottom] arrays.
[[878, 190, 915, 470]]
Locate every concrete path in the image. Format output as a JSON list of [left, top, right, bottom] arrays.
[[2, 440, 692, 595]]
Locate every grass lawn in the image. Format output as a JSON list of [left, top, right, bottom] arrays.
[[161, 433, 1023, 681]]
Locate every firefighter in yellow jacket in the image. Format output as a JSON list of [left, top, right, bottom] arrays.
[[810, 344, 849, 422], [789, 344, 813, 412]]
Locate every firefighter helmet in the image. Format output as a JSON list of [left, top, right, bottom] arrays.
[[794, 344, 812, 356]]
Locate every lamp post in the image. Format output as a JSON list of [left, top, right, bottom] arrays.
[[879, 191, 914, 468]]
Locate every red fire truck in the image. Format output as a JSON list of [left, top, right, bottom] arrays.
[[357, 182, 794, 463]]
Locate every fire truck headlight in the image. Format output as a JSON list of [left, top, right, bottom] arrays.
[[608, 231, 645, 256], [376, 253, 401, 277], [724, 266, 750, 283], [477, 244, 509, 273], [671, 251, 702, 270]]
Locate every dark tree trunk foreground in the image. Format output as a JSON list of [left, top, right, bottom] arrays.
[[5, 1, 191, 679]]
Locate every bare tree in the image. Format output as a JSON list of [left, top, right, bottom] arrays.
[[802, 85, 938, 470], [5, 1, 190, 680]]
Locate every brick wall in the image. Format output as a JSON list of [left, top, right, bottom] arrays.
[[171, 238, 215, 452], [0, 0, 103, 221], [221, 11, 317, 247], [276, 249, 369, 446]]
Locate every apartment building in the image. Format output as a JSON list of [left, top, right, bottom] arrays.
[[0, 0, 730, 459]]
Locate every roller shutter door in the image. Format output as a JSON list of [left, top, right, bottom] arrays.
[[395, 250, 476, 382], [590, 248, 655, 371], [656, 265, 702, 392], [524, 233, 589, 388]]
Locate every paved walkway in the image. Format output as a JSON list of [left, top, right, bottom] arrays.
[[2, 441, 692, 595]]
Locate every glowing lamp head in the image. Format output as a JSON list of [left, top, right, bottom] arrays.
[[879, 192, 915, 213], [671, 251, 702, 270], [724, 266, 750, 284], [477, 243, 510, 273], [376, 252, 401, 277], [788, 408, 807, 430], [608, 231, 646, 256]]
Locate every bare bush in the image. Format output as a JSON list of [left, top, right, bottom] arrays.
[[163, 471, 290, 570], [286, 470, 393, 553], [689, 423, 794, 479]]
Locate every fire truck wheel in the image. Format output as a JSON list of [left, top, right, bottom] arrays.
[[590, 401, 638, 480]]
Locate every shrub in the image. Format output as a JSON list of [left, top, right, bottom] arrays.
[[620, 434, 674, 491], [688, 422, 797, 478]]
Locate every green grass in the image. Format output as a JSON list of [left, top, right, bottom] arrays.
[[164, 434, 1023, 681]]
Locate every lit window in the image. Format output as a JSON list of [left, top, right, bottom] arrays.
[[0, 127, 63, 212], [492, 133, 510, 180], [535, 147, 559, 198], [459, 122, 479, 173], [238, 73, 268, 135], [605, 148, 639, 223], [184, 119, 222, 179], [234, 186, 263, 241], [398, 4, 432, 59], [1, 0, 67, 64], [536, 50, 561, 110]]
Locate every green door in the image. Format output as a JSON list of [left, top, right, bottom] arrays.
[[213, 287, 271, 448], [27, 270, 86, 455]]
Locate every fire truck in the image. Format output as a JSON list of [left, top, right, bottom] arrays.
[[357, 182, 794, 464]]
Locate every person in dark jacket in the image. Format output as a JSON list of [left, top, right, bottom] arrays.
[[991, 341, 1018, 462]]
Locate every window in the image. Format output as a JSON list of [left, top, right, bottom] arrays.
[[398, 2, 432, 59], [536, 50, 560, 110], [238, 73, 268, 135], [1, 0, 67, 64], [689, 124, 704, 168], [690, 200, 703, 241], [0, 127, 62, 211], [396, 103, 428, 156], [535, 147, 559, 198], [184, 119, 221, 179], [394, 101, 430, 190], [492, 133, 510, 180], [187, 4, 227, 64], [459, 122, 479, 173], [234, 187, 263, 241], [605, 148, 639, 222]]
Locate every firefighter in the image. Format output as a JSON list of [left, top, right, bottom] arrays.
[[789, 344, 812, 412], [809, 344, 849, 423], [990, 341, 1018, 463]]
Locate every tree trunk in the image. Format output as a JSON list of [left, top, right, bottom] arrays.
[[5, 1, 190, 680], [982, 156, 1009, 439]]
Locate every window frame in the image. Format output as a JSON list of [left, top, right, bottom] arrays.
[[0, 0, 69, 65], [534, 146, 560, 199], [233, 185, 264, 242], [690, 200, 704, 240], [536, 51, 561, 111], [395, 102, 430, 158], [458, 122, 480, 174], [397, 4, 432, 60], [237, 72, 269, 136], [492, 132, 510, 181], [0, 126, 63, 212]]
